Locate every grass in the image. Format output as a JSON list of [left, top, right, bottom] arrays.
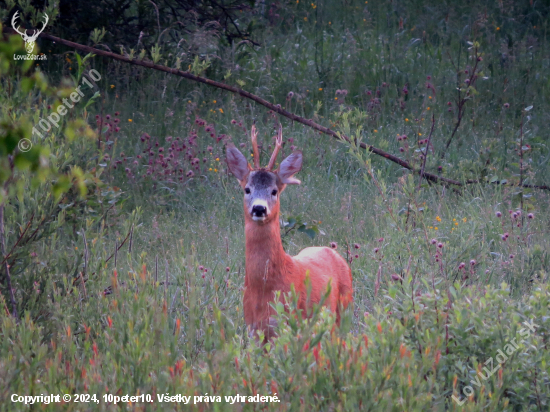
[[1, 0, 550, 410]]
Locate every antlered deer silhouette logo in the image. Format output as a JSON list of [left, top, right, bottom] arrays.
[[11, 11, 49, 54]]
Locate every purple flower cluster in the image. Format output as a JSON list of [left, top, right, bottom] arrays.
[[108, 116, 229, 184]]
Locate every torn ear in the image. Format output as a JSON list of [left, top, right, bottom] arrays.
[[226, 143, 250, 182], [277, 151, 302, 185]]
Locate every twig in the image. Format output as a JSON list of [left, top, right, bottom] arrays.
[[210, 0, 260, 46], [114, 240, 118, 267], [374, 264, 381, 297], [418, 114, 436, 191], [0, 213, 34, 267], [104, 230, 132, 263], [519, 111, 525, 216], [128, 224, 134, 253], [79, 272, 88, 299], [80, 230, 89, 299], [464, 180, 550, 191], [445, 290, 452, 355], [164, 259, 169, 301], [410, 258, 417, 315], [72, 228, 133, 287], [148, 0, 161, 42], [533, 369, 543, 412], [170, 287, 180, 313], [441, 46, 481, 158]]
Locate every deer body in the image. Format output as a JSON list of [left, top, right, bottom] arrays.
[[227, 126, 353, 341]]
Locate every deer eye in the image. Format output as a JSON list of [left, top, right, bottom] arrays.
[[271, 189, 278, 196], [245, 188, 251, 194]]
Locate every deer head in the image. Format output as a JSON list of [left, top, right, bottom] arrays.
[[12, 11, 49, 54], [226, 125, 302, 224]]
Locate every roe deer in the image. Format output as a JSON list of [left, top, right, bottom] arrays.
[[226, 125, 353, 341]]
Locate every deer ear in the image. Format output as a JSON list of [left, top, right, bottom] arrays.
[[278, 151, 302, 185], [226, 144, 250, 182]]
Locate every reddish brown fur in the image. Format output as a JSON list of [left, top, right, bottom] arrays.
[[241, 181, 353, 341]]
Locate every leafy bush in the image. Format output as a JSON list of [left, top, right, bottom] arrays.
[[1, 275, 548, 410]]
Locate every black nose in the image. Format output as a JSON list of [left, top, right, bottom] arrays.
[[252, 205, 267, 217]]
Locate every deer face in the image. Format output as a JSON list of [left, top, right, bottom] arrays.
[[226, 129, 302, 224], [243, 170, 281, 222]]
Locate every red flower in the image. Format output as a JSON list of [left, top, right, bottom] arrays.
[[434, 350, 441, 367], [313, 344, 320, 363]]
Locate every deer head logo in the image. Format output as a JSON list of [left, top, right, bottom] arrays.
[[11, 11, 49, 54]]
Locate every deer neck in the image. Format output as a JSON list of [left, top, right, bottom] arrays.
[[244, 210, 288, 288]]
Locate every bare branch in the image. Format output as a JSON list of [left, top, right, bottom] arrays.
[[418, 114, 436, 191]]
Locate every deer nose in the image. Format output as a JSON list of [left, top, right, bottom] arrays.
[[252, 205, 267, 217]]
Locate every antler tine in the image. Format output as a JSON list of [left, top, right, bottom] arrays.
[[35, 13, 49, 37], [12, 11, 27, 37], [267, 125, 283, 170], [250, 123, 260, 169], [28, 13, 49, 41]]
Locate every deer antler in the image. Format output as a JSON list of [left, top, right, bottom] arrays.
[[11, 11, 28, 38], [267, 125, 283, 170], [250, 123, 260, 169], [28, 13, 49, 41]]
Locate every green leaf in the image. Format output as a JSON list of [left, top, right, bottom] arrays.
[[83, 91, 100, 110], [53, 176, 71, 199], [13, 153, 32, 170], [309, 331, 325, 348], [20, 77, 34, 93]]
